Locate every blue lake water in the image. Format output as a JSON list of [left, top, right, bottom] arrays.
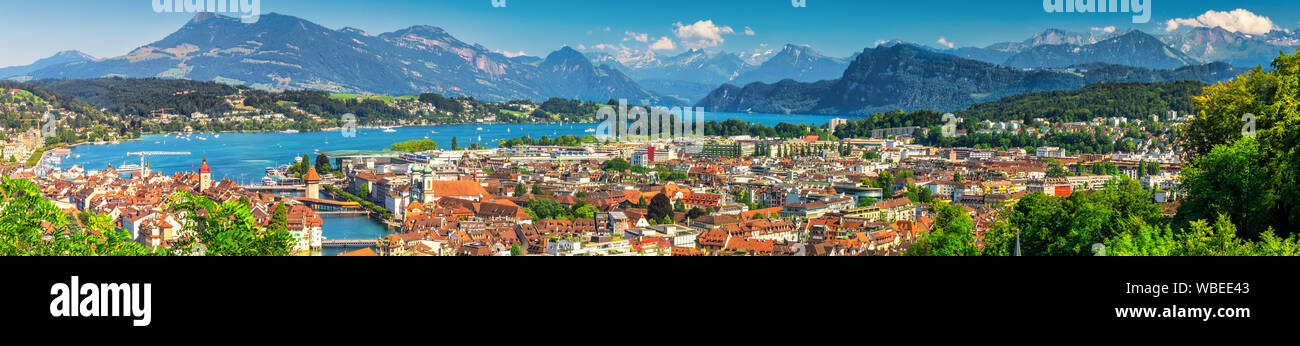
[[313, 214, 390, 256], [58, 113, 850, 181], [54, 112, 852, 254]]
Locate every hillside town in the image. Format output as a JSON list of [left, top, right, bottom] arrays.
[[1, 112, 1187, 256]]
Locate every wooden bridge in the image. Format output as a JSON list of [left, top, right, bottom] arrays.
[[315, 210, 370, 215], [321, 239, 378, 247], [241, 185, 306, 191], [292, 197, 364, 212]]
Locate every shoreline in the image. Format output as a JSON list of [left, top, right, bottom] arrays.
[[135, 120, 602, 137]]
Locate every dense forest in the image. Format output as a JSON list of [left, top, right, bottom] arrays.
[[0, 80, 133, 144], [30, 78, 240, 116], [956, 81, 1204, 123]]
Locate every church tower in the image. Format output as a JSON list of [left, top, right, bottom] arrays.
[[410, 164, 435, 203], [198, 157, 212, 192]]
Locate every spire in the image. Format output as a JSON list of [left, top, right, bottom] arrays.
[[199, 157, 211, 174]]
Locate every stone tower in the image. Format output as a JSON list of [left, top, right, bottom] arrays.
[[304, 166, 322, 199], [198, 157, 212, 192]]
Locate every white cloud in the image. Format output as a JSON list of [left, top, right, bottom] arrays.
[[744, 26, 756, 36], [650, 36, 677, 51], [496, 50, 527, 58], [1091, 26, 1117, 33], [673, 20, 735, 49], [1164, 9, 1277, 35], [591, 43, 620, 51], [624, 31, 649, 43], [937, 37, 955, 49]]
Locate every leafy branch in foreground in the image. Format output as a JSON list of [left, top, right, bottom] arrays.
[[0, 177, 164, 256], [167, 191, 294, 256]]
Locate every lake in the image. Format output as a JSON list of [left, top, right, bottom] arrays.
[[58, 112, 853, 181]]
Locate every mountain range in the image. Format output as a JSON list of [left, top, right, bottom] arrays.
[[695, 44, 1242, 115], [0, 50, 95, 81], [13, 13, 675, 105], [944, 28, 1300, 69], [588, 44, 850, 104], [4, 13, 1295, 114]]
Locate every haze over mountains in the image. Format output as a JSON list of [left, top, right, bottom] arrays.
[[590, 44, 851, 103], [2, 12, 1296, 114]]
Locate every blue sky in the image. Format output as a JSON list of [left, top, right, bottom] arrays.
[[1, 0, 1299, 67]]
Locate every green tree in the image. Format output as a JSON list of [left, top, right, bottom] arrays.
[[514, 183, 527, 197], [268, 203, 288, 233], [169, 191, 294, 256], [1044, 159, 1070, 178], [601, 158, 632, 172], [527, 198, 568, 220], [906, 201, 979, 256], [358, 183, 371, 201], [573, 205, 599, 219], [315, 153, 332, 173], [647, 194, 673, 222], [1180, 51, 1300, 239], [983, 177, 1162, 256], [531, 184, 544, 196], [0, 178, 163, 256], [1176, 137, 1277, 240], [451, 136, 460, 150], [390, 139, 438, 152]]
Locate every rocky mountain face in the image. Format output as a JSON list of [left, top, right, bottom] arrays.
[[697, 44, 1240, 115], [25, 13, 675, 104]]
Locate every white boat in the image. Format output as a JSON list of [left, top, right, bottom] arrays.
[[585, 128, 597, 133], [476, 127, 483, 131], [382, 127, 398, 133], [282, 130, 300, 134], [213, 134, 220, 138]]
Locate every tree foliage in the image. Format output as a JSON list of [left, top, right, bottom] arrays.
[[906, 201, 979, 256], [1180, 50, 1300, 239], [168, 191, 294, 256]]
